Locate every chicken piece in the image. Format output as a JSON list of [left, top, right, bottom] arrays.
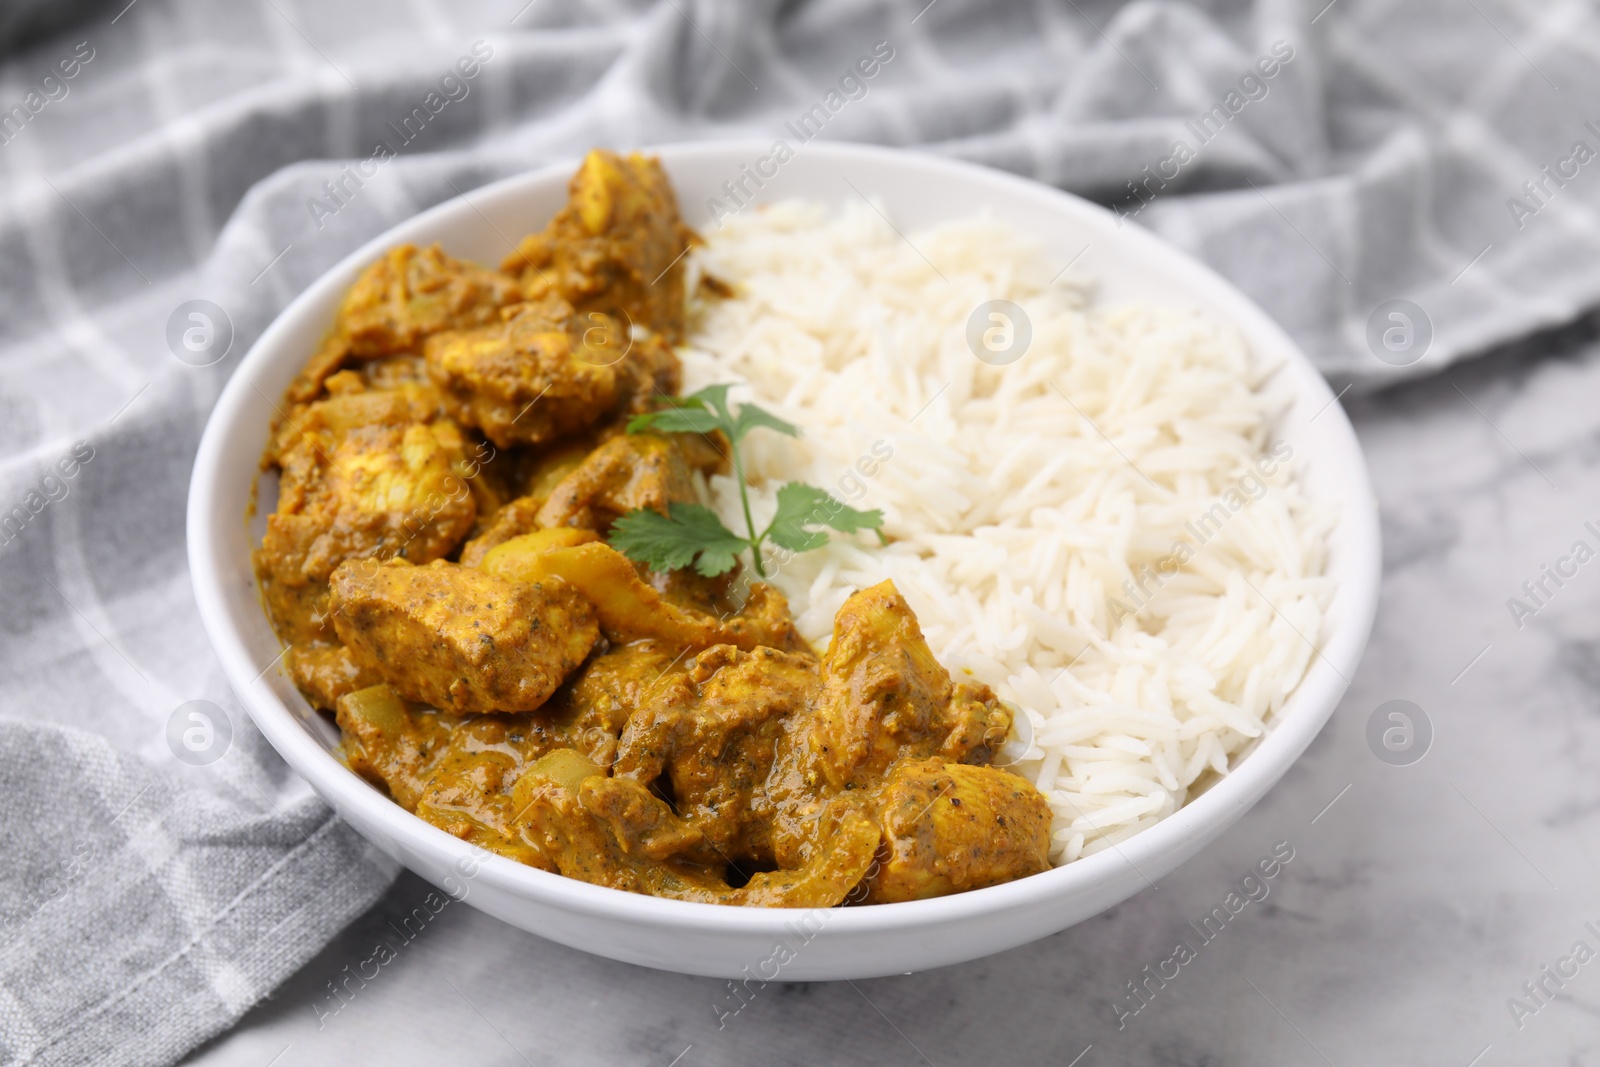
[[610, 330, 682, 415], [424, 297, 628, 449], [340, 244, 522, 356], [510, 749, 727, 896], [535, 431, 725, 532], [540, 638, 684, 768], [263, 380, 447, 464], [862, 759, 1052, 903], [329, 558, 598, 713], [327, 358, 522, 520], [334, 352, 432, 393], [724, 583, 811, 657], [801, 580, 1011, 789], [349, 640, 674, 799], [315, 359, 518, 520], [457, 437, 518, 527], [290, 244, 522, 401], [287, 643, 380, 711], [458, 496, 546, 568], [614, 644, 820, 862], [502, 149, 695, 340], [766, 580, 1013, 866], [726, 808, 880, 907], [362, 353, 428, 387], [365, 640, 682, 864], [483, 539, 806, 655], [510, 749, 878, 907], [456, 439, 597, 566], [520, 436, 602, 499], [641, 562, 739, 619], [254, 384, 477, 645], [486, 538, 712, 648], [319, 421, 477, 564], [425, 660, 650, 773], [579, 773, 718, 864]]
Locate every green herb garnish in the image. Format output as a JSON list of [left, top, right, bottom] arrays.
[[609, 384, 884, 578]]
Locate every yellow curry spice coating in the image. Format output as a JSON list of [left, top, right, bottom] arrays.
[[254, 149, 1054, 907], [330, 558, 598, 714]]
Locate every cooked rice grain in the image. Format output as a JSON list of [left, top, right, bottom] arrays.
[[680, 201, 1336, 864]]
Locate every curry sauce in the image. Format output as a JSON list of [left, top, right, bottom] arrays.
[[253, 149, 1053, 906]]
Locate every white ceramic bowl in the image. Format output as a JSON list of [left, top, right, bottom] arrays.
[[188, 141, 1380, 980]]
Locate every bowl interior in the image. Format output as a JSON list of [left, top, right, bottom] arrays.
[[190, 141, 1378, 967]]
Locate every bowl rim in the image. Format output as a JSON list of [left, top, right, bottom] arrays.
[[187, 139, 1380, 937]]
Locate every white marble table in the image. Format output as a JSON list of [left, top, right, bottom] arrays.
[[183, 327, 1600, 1066]]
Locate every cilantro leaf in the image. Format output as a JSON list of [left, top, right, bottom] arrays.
[[627, 383, 798, 445], [608, 504, 747, 578], [765, 482, 884, 553], [731, 404, 799, 442], [611, 385, 883, 578], [626, 407, 725, 436], [683, 383, 734, 422]]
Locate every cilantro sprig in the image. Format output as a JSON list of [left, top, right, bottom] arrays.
[[608, 384, 884, 578]]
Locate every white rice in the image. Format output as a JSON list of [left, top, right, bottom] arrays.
[[678, 201, 1337, 864]]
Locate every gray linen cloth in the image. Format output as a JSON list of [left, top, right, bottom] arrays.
[[0, 0, 1592, 1063]]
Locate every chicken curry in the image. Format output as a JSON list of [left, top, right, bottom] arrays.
[[254, 149, 1053, 907]]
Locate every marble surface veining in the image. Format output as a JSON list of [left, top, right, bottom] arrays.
[[182, 323, 1600, 1066]]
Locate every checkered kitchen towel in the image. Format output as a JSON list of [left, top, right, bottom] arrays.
[[1, 0, 1595, 1062]]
